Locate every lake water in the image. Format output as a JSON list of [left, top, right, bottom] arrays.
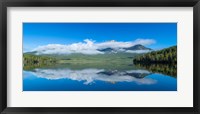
[[23, 65, 177, 91]]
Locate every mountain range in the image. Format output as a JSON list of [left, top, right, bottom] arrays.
[[25, 44, 152, 55], [97, 44, 152, 53]]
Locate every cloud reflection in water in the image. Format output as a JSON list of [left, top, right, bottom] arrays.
[[29, 68, 157, 85]]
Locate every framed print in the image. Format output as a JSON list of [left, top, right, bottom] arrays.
[[0, 0, 200, 114]]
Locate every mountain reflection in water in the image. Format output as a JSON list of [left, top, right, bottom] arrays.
[[23, 63, 177, 91], [28, 68, 156, 85]]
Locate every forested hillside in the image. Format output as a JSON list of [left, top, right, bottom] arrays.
[[133, 46, 177, 64]]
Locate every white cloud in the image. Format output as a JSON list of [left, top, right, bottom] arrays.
[[33, 38, 156, 55], [25, 68, 156, 85], [125, 50, 152, 53]]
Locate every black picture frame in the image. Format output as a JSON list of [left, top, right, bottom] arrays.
[[0, 0, 199, 114]]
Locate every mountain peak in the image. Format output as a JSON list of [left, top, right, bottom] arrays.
[[124, 44, 152, 50], [97, 48, 114, 52], [97, 44, 152, 53], [134, 44, 143, 46]]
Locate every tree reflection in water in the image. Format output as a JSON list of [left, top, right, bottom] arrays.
[[134, 63, 177, 78]]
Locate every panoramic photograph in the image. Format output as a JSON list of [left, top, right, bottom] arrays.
[[23, 23, 177, 91]]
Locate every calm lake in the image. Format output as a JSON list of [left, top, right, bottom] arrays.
[[23, 64, 177, 91]]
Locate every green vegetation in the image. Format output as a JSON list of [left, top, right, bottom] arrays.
[[133, 46, 177, 77], [23, 53, 138, 71], [133, 46, 177, 64], [23, 54, 57, 70], [134, 63, 177, 78], [54, 52, 136, 64]]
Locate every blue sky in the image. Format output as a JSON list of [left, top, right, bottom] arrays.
[[23, 23, 177, 52]]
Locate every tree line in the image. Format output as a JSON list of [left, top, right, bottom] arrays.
[[23, 54, 57, 70]]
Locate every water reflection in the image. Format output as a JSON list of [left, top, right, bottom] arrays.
[[28, 68, 156, 85], [134, 63, 177, 78]]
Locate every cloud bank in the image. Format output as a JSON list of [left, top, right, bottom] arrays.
[[33, 39, 155, 55]]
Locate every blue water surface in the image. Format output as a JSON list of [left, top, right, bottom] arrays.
[[23, 68, 177, 91]]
